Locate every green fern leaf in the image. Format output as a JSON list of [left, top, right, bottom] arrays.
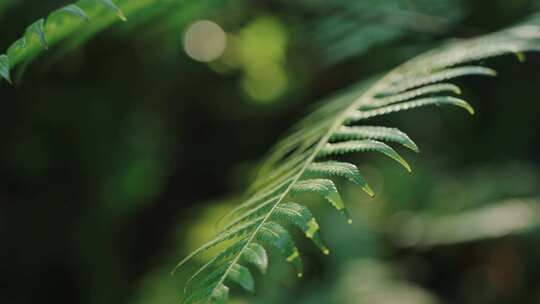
[[0, 55, 11, 83], [370, 83, 461, 108], [382, 66, 496, 95], [178, 16, 540, 303], [331, 126, 419, 152], [184, 240, 248, 292], [0, 0, 226, 83], [240, 243, 268, 274], [172, 218, 263, 274], [184, 266, 230, 304], [27, 19, 49, 50], [0, 0, 125, 82], [274, 202, 330, 253], [346, 96, 475, 122], [257, 221, 303, 277], [319, 140, 412, 172], [60, 4, 90, 21], [291, 179, 350, 224], [209, 285, 229, 304], [210, 285, 229, 304], [96, 0, 127, 21], [304, 161, 375, 196], [228, 264, 255, 292]]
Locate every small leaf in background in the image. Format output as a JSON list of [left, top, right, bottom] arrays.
[[0, 55, 11, 83]]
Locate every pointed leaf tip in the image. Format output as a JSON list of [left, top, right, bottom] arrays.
[[61, 5, 90, 21], [305, 161, 374, 198], [117, 10, 127, 22], [97, 0, 127, 21], [457, 99, 475, 115], [405, 161, 412, 173], [516, 52, 526, 62], [320, 140, 411, 172], [362, 184, 375, 197], [27, 19, 48, 50], [332, 126, 419, 152]]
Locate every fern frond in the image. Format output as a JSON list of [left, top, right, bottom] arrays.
[[240, 243, 268, 274], [178, 16, 540, 303], [0, 0, 128, 83], [291, 179, 347, 223], [319, 140, 412, 172], [227, 264, 255, 292], [331, 126, 419, 152], [382, 66, 496, 95], [304, 161, 375, 197], [0, 0, 222, 83], [345, 96, 475, 122], [273, 202, 329, 253], [257, 221, 303, 276]]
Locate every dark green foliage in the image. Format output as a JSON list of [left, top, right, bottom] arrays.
[[175, 15, 540, 304]]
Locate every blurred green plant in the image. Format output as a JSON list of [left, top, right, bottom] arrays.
[[299, 0, 467, 65], [3, 1, 540, 304], [0, 0, 221, 83]]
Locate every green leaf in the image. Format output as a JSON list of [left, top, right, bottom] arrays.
[[371, 83, 461, 106], [304, 161, 375, 197], [183, 286, 214, 304], [96, 0, 127, 21], [183, 264, 230, 304], [210, 285, 229, 304], [172, 218, 262, 274], [331, 126, 419, 152], [257, 221, 303, 277], [383, 66, 497, 95], [228, 264, 255, 292], [319, 140, 412, 172], [0, 55, 11, 83], [274, 202, 330, 253], [60, 4, 90, 21], [347, 96, 475, 122], [183, 282, 229, 304], [241, 243, 268, 274], [184, 240, 248, 292], [291, 179, 351, 223], [27, 19, 48, 50]]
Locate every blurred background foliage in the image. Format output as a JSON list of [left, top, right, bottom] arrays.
[[1, 0, 540, 303]]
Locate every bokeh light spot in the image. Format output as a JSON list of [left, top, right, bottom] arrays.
[[183, 20, 227, 62], [242, 62, 288, 103]]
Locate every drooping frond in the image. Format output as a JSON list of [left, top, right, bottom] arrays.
[[177, 15, 540, 304], [0, 0, 125, 83], [0, 0, 220, 83]]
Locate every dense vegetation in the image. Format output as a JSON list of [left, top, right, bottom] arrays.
[[2, 1, 540, 304]]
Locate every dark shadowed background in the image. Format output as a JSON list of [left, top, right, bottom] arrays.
[[1, 0, 540, 303]]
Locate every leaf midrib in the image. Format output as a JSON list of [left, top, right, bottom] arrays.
[[204, 70, 398, 302]]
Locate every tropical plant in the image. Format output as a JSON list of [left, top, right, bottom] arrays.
[[3, 1, 540, 304], [169, 14, 540, 304], [0, 0, 220, 83]]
